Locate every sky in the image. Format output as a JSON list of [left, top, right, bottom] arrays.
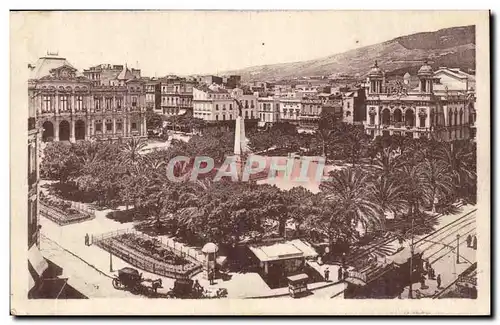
[[11, 11, 482, 77]]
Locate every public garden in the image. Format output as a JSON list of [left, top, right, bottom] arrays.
[[38, 112, 477, 298]]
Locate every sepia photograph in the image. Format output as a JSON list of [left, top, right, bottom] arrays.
[[9, 10, 490, 315]]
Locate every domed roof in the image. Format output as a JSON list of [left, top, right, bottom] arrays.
[[368, 61, 383, 78], [202, 242, 219, 254], [418, 60, 433, 76]]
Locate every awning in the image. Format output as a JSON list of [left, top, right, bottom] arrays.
[[248, 239, 318, 262], [287, 273, 309, 283], [28, 245, 49, 277]]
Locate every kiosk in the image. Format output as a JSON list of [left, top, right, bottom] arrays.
[[287, 273, 309, 298]]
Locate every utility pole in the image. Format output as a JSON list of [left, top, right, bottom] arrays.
[[409, 218, 415, 299], [456, 234, 460, 264], [109, 249, 113, 272]]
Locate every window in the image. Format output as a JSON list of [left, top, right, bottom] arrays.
[[251, 100, 254, 108], [95, 120, 102, 132], [245, 100, 249, 108], [369, 115, 375, 125], [131, 122, 137, 130], [251, 111, 254, 119], [223, 115, 226, 121], [215, 115, 219, 121], [215, 104, 219, 111], [245, 111, 249, 118], [116, 98, 122, 109], [106, 119, 112, 132], [116, 119, 123, 131], [105, 97, 112, 110], [42, 95, 52, 112], [229, 114, 232, 120], [60, 96, 68, 111], [347, 101, 350, 109], [95, 97, 101, 110], [230, 104, 233, 110], [223, 104, 226, 110], [346, 111, 351, 117], [420, 116, 426, 128], [132, 96, 138, 107], [76, 96, 83, 111]]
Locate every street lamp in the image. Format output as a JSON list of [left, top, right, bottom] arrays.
[[408, 218, 415, 299], [456, 234, 460, 264]]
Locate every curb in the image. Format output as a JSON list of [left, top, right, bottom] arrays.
[[244, 280, 344, 299]]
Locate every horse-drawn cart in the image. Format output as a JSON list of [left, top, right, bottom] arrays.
[[112, 267, 163, 295]]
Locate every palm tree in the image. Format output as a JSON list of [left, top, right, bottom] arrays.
[[320, 167, 384, 234], [370, 175, 407, 230], [121, 137, 147, 165], [436, 140, 477, 201], [419, 158, 454, 212]]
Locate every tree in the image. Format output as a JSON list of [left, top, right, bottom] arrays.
[[320, 167, 383, 234], [40, 142, 74, 182], [146, 111, 165, 130], [121, 137, 147, 166], [419, 158, 454, 212], [370, 175, 407, 230], [437, 140, 477, 203]]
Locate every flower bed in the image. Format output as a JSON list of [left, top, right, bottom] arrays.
[[116, 233, 189, 266], [39, 194, 95, 226], [94, 231, 202, 279]]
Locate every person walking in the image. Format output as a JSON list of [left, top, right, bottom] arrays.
[[338, 266, 343, 282], [436, 274, 442, 289], [324, 267, 330, 282], [472, 235, 477, 250], [466, 234, 472, 248], [84, 233, 89, 246]]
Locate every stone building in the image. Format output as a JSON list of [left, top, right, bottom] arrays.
[[160, 77, 194, 116], [363, 61, 475, 141], [28, 55, 147, 143], [192, 84, 235, 121]]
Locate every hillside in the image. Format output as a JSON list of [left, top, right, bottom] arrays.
[[222, 25, 475, 82]]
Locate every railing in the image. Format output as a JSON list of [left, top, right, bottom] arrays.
[[40, 202, 95, 226], [93, 229, 203, 279]]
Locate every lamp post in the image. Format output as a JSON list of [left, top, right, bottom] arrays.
[[456, 234, 460, 264], [408, 218, 415, 299]]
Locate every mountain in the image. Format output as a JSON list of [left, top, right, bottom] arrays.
[[222, 25, 475, 82]]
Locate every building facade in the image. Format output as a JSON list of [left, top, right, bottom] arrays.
[[299, 96, 323, 128], [193, 84, 236, 121], [145, 79, 162, 114], [278, 93, 302, 123], [257, 96, 280, 125], [363, 61, 474, 141], [342, 88, 367, 125], [160, 77, 194, 116], [29, 55, 147, 143]]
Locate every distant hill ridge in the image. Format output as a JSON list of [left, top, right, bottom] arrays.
[[222, 25, 475, 81]]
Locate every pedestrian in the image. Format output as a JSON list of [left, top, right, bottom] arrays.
[[425, 259, 431, 272], [324, 267, 330, 282], [429, 267, 435, 280], [343, 269, 349, 280], [341, 252, 346, 266], [338, 266, 343, 281], [466, 234, 472, 248], [472, 235, 477, 250], [84, 233, 89, 246], [436, 274, 442, 289]]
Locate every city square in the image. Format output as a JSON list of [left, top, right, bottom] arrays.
[[21, 12, 480, 305]]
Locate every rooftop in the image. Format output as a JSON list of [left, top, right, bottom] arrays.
[[29, 55, 77, 79]]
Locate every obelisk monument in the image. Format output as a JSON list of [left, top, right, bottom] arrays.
[[234, 99, 248, 177]]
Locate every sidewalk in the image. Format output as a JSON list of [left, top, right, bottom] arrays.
[[40, 235, 134, 298], [400, 238, 477, 299]]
